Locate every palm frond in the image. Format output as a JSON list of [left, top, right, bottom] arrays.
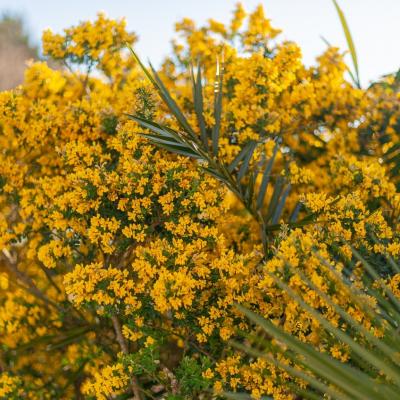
[[128, 47, 320, 250], [233, 246, 400, 400]]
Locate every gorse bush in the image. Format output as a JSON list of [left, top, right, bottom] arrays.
[[0, 3, 399, 399]]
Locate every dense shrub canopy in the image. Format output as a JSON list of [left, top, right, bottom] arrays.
[[0, 4, 399, 399]]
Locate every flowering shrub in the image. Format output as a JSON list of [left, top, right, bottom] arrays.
[[0, 4, 399, 399]]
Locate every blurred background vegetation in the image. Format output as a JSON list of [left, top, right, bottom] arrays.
[[0, 14, 39, 90]]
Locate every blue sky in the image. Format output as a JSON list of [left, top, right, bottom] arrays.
[[1, 0, 399, 86]]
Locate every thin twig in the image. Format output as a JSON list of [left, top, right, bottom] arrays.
[[1, 249, 60, 311], [111, 315, 142, 400]]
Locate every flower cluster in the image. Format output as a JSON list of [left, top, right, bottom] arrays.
[[0, 5, 399, 400]]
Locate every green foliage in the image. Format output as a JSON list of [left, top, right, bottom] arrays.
[[102, 114, 119, 135], [122, 344, 160, 376], [175, 356, 213, 397], [332, 0, 360, 88], [234, 245, 400, 400], [127, 47, 318, 255], [135, 87, 156, 120]]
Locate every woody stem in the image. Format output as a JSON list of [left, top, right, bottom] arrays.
[[111, 315, 142, 400]]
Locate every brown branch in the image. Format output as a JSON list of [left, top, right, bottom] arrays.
[[161, 365, 179, 395], [111, 315, 142, 400], [1, 249, 61, 311]]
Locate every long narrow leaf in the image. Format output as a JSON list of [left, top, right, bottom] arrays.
[[237, 141, 257, 182], [289, 201, 303, 223], [256, 142, 279, 210], [332, 0, 360, 88], [149, 62, 198, 139], [128, 46, 198, 141], [212, 57, 223, 157], [237, 305, 397, 400], [191, 64, 208, 147], [271, 183, 291, 225], [137, 133, 187, 148], [127, 114, 181, 141], [350, 245, 400, 313], [267, 269, 400, 387], [232, 339, 349, 400], [228, 141, 257, 173], [244, 171, 256, 206], [283, 259, 400, 368], [265, 176, 285, 222], [149, 142, 202, 158]]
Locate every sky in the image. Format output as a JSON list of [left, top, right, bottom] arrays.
[[1, 0, 399, 87]]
